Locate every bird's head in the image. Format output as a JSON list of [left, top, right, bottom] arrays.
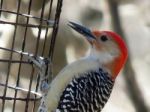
[[68, 22, 128, 79]]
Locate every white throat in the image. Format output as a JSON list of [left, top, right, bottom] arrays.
[[87, 48, 116, 64]]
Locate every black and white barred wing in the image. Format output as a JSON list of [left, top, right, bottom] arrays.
[[56, 68, 114, 112]]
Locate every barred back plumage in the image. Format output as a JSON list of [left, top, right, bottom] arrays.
[[56, 68, 114, 112]]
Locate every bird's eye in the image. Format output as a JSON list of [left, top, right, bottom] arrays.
[[100, 35, 108, 42]]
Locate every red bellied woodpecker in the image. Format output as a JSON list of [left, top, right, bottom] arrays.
[[45, 22, 128, 112]]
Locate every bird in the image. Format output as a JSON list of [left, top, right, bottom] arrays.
[[45, 21, 128, 112]]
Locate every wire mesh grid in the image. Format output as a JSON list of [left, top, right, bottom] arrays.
[[0, 0, 63, 111]]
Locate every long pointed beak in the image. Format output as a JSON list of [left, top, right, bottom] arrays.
[[68, 21, 96, 41]]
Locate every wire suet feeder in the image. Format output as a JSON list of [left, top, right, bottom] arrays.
[[0, 0, 63, 111]]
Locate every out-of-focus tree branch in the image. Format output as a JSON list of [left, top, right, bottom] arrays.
[[107, 0, 149, 112]]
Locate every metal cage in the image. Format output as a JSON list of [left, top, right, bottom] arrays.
[[0, 0, 63, 111]]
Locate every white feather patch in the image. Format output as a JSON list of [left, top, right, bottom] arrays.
[[45, 47, 117, 111], [45, 58, 101, 111]]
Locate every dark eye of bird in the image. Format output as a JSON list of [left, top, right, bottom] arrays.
[[100, 35, 108, 42]]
